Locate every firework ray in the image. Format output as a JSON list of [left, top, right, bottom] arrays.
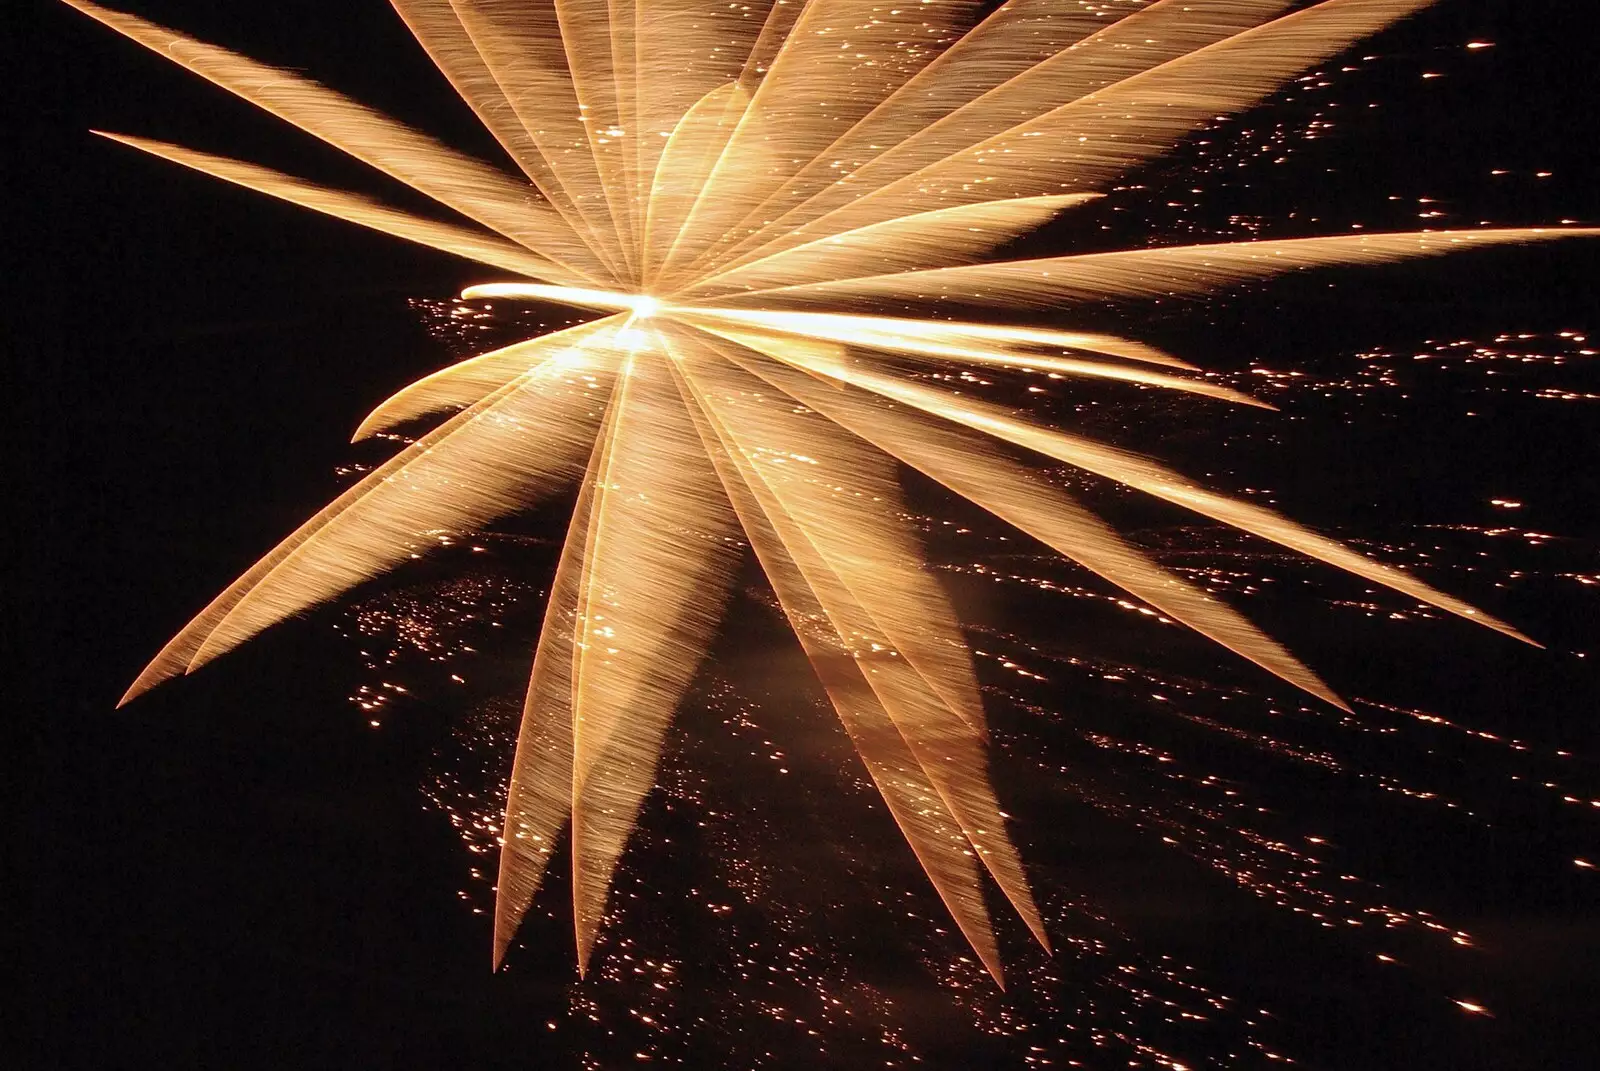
[[675, 338, 1048, 951], [194, 346, 618, 673], [728, 228, 1600, 307], [448, 0, 636, 276], [752, 350, 1536, 644], [684, 316, 1272, 408], [644, 83, 750, 284], [700, 0, 1152, 252], [93, 133, 569, 283], [82, 0, 1593, 980], [389, 0, 622, 275], [115, 348, 606, 706], [630, 0, 765, 217], [353, 316, 622, 439], [63, 0, 612, 284], [677, 352, 1007, 983], [493, 401, 611, 967], [707, 336, 1348, 709], [709, 0, 1438, 275], [658, 0, 979, 283], [687, 309, 1195, 369], [701, 0, 1295, 273], [683, 193, 1102, 296], [565, 346, 741, 969]]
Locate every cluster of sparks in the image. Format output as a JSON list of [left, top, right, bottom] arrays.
[[80, 0, 1595, 986]]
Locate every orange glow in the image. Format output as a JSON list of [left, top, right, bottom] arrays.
[[73, 0, 1594, 983]]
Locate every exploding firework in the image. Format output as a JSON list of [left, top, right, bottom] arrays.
[[75, 0, 1593, 984]]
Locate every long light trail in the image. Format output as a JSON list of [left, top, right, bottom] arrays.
[[70, 0, 1595, 986]]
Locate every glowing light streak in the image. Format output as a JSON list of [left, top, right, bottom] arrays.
[[63, 0, 612, 284], [701, 0, 1297, 273], [705, 333, 1348, 709], [354, 316, 622, 439], [390, 0, 625, 277], [77, 0, 1593, 982], [747, 350, 1538, 645], [730, 228, 1600, 308], [680, 193, 1102, 296], [96, 133, 572, 284], [729, 0, 1445, 264], [462, 281, 658, 313], [683, 313, 1269, 407]]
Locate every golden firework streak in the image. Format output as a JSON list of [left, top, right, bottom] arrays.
[[76, 0, 1594, 982]]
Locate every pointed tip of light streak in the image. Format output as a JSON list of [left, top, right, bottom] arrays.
[[349, 418, 384, 444], [89, 129, 160, 157], [1236, 392, 1279, 411], [985, 958, 1006, 990], [117, 660, 177, 708], [1454, 606, 1541, 647], [89, 129, 150, 150], [491, 932, 511, 972], [185, 639, 228, 675], [1496, 622, 1545, 649]]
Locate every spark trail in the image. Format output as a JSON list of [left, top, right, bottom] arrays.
[[73, 0, 1595, 984]]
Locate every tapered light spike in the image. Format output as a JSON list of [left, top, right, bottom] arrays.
[[673, 331, 991, 740], [686, 308, 1193, 369], [661, 0, 980, 280], [94, 133, 569, 283], [675, 335, 1048, 949], [62, 0, 609, 284], [710, 333, 1349, 711], [566, 344, 741, 973], [729, 228, 1600, 308], [631, 2, 767, 252], [707, 0, 1294, 273], [685, 194, 1101, 298], [119, 362, 604, 706], [354, 316, 623, 441], [189, 350, 619, 673], [446, 0, 636, 279], [754, 349, 1534, 647], [494, 401, 621, 968], [460, 282, 655, 313], [689, 318, 1271, 409], [644, 83, 750, 287], [696, 0, 1147, 266], [388, 0, 624, 277], [675, 350, 1009, 983], [731, 0, 1454, 273], [545, 0, 627, 258]]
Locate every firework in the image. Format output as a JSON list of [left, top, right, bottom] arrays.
[[73, 0, 1593, 984]]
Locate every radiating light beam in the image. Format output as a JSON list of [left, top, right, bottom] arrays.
[[83, 0, 1592, 986]]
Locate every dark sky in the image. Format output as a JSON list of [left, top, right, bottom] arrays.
[[9, 2, 1600, 1069]]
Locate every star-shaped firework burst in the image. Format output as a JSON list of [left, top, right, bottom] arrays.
[[77, 0, 1592, 983]]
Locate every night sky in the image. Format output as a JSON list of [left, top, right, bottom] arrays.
[[11, 2, 1600, 1068]]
